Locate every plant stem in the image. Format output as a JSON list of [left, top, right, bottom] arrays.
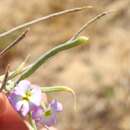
[[29, 113, 38, 130], [0, 6, 91, 38], [17, 36, 88, 81]]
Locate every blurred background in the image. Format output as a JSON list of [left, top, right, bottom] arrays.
[[0, 0, 130, 130]]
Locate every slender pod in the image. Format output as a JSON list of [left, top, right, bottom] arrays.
[[18, 36, 89, 81]]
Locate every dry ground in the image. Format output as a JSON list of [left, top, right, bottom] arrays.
[[0, 0, 130, 130]]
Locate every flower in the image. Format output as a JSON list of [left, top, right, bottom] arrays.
[[8, 80, 42, 116], [32, 99, 63, 126], [0, 92, 28, 130]]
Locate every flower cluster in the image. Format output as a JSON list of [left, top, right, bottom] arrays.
[[32, 99, 63, 126], [8, 80, 62, 127]]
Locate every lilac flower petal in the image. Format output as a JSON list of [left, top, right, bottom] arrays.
[[8, 93, 22, 111], [32, 107, 57, 126], [50, 99, 63, 112], [30, 85, 42, 106], [32, 99, 63, 127], [8, 80, 42, 117], [41, 111, 57, 126], [16, 100, 29, 116], [32, 106, 43, 122], [21, 101, 30, 116], [15, 80, 31, 96]]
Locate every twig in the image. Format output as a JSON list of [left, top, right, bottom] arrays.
[[0, 29, 29, 57], [0, 65, 9, 92], [70, 10, 112, 41], [0, 6, 92, 38]]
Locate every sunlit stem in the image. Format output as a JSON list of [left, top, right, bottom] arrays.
[[29, 112, 38, 130], [0, 6, 91, 38], [24, 121, 34, 130], [17, 36, 89, 82], [0, 37, 88, 83]]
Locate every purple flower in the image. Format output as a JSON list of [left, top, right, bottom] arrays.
[[8, 80, 42, 116], [32, 99, 63, 126]]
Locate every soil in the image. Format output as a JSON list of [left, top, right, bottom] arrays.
[[0, 0, 130, 130]]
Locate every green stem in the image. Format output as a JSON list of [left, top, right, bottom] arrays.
[[18, 36, 89, 81], [29, 113, 38, 130]]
